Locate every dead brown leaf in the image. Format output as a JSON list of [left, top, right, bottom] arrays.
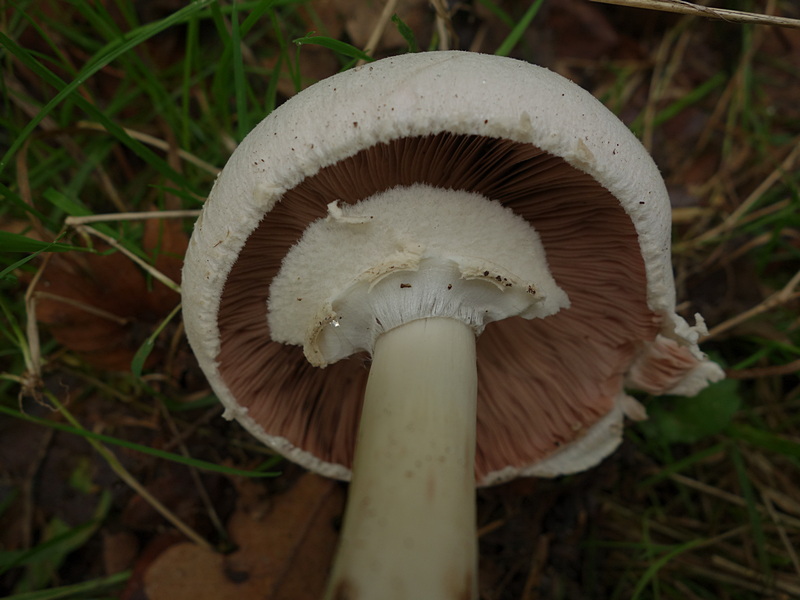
[[103, 530, 141, 575], [141, 473, 344, 600], [33, 218, 186, 371]]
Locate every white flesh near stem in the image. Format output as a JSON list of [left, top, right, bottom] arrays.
[[323, 317, 478, 600]]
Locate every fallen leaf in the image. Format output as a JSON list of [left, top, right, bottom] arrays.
[[142, 473, 344, 600], [102, 529, 141, 575], [121, 531, 187, 600], [33, 218, 186, 371]]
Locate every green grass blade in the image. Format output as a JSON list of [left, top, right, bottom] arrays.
[[728, 423, 800, 461], [630, 72, 727, 134], [181, 11, 199, 150], [0, 231, 86, 254], [240, 0, 277, 36], [730, 443, 771, 577], [7, 493, 111, 590], [637, 442, 728, 488], [494, 0, 545, 57], [0, 405, 278, 478], [230, 1, 250, 141], [476, 0, 514, 27], [293, 35, 374, 62], [2, 571, 130, 600], [0, 181, 52, 226], [131, 302, 182, 378], [0, 230, 95, 284], [0, 1, 213, 192], [391, 14, 419, 53], [654, 72, 726, 126], [265, 51, 282, 115], [631, 537, 705, 600], [0, 522, 94, 577]]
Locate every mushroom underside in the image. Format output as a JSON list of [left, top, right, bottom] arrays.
[[214, 133, 689, 484]]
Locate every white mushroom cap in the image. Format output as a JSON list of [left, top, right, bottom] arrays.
[[182, 51, 724, 486]]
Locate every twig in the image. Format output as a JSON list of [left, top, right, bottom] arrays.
[[589, 0, 800, 29]]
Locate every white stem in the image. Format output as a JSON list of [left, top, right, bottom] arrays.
[[324, 317, 478, 600]]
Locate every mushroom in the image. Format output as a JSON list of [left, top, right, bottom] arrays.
[[181, 51, 724, 599]]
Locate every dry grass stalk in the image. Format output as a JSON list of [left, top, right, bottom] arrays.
[[706, 269, 800, 339], [589, 0, 800, 29], [68, 223, 181, 293], [76, 121, 221, 175], [356, 0, 401, 64], [64, 210, 201, 226]]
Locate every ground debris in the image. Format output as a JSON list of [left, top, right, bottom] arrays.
[[128, 473, 344, 600], [33, 219, 186, 371]]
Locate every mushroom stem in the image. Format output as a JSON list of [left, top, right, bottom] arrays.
[[324, 317, 479, 600]]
